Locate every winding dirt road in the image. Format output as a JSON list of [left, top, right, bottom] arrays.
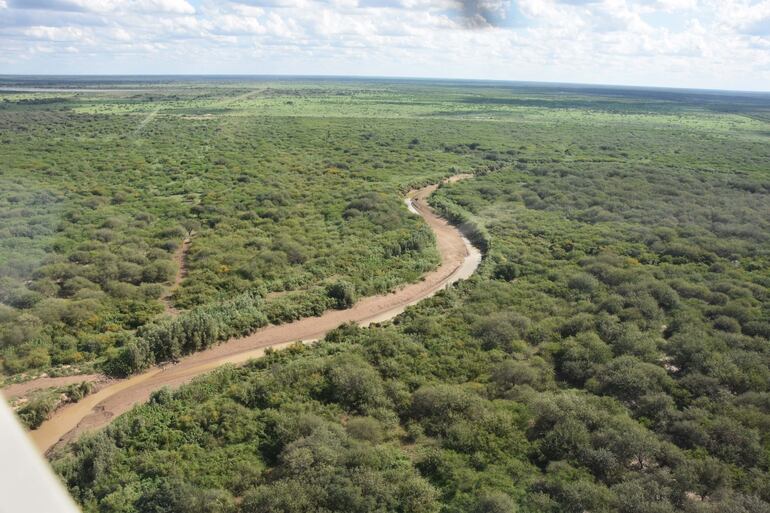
[[31, 177, 482, 454]]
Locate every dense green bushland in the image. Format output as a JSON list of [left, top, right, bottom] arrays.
[[45, 79, 770, 512], [3, 85, 514, 376]]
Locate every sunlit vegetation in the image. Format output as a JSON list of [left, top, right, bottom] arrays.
[[3, 77, 770, 512], [2, 82, 515, 377], [12, 380, 93, 429]]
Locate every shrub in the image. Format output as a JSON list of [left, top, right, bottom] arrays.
[[568, 273, 601, 294], [103, 336, 153, 377], [17, 395, 57, 429], [472, 491, 518, 513], [410, 385, 485, 436], [556, 332, 612, 385], [323, 354, 389, 414], [327, 281, 357, 310], [593, 355, 673, 403], [713, 315, 741, 333], [472, 312, 530, 352], [493, 262, 520, 281], [345, 416, 385, 443]]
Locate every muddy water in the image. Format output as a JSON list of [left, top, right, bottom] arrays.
[[32, 176, 483, 453]]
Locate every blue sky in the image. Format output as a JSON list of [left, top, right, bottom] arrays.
[[1, 0, 769, 91]]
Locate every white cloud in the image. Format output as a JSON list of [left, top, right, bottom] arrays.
[[717, 0, 770, 35], [654, 0, 697, 11], [0, 0, 767, 90], [22, 24, 86, 40], [133, 0, 195, 14], [206, 13, 266, 35], [7, 0, 195, 13], [107, 26, 132, 40]]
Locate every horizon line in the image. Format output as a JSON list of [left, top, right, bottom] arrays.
[[1, 73, 770, 96]]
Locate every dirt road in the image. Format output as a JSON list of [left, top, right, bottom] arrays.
[[31, 177, 482, 453], [160, 237, 190, 316]]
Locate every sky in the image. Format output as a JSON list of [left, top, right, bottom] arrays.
[[0, 0, 769, 91]]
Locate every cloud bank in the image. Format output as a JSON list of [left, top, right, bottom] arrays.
[[0, 0, 769, 91]]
